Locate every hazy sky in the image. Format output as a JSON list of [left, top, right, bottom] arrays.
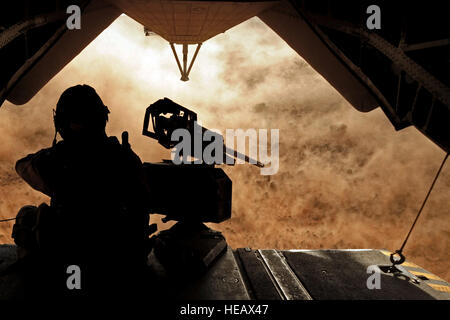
[[0, 15, 448, 280]]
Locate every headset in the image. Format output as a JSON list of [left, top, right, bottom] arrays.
[[52, 85, 110, 145]]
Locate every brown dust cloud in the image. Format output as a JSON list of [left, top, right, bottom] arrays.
[[0, 16, 449, 280]]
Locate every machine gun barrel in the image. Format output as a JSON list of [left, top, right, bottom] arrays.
[[143, 98, 264, 168], [223, 145, 264, 168]]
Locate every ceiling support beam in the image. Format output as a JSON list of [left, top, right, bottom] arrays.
[[403, 38, 450, 52], [309, 14, 450, 111], [0, 11, 66, 50]]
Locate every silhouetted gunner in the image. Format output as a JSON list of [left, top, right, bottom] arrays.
[[14, 85, 151, 299]]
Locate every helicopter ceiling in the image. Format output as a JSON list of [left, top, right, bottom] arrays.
[[114, 0, 278, 81], [113, 0, 278, 44], [0, 0, 448, 153]]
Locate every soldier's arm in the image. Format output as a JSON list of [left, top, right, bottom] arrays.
[[119, 132, 152, 210], [128, 148, 152, 210], [15, 148, 55, 197]]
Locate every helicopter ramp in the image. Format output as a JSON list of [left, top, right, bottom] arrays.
[[0, 244, 449, 300], [148, 247, 450, 300], [232, 248, 450, 300]]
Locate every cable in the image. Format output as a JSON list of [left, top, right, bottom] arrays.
[[390, 152, 449, 265], [0, 217, 16, 223]]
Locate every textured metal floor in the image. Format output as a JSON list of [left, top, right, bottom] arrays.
[[149, 247, 450, 300], [1, 244, 449, 300]]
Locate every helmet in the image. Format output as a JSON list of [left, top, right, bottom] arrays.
[[54, 85, 110, 140]]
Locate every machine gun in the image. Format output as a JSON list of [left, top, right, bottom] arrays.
[[142, 98, 261, 275], [142, 97, 264, 167]]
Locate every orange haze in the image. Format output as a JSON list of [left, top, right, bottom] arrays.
[[0, 16, 448, 280]]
